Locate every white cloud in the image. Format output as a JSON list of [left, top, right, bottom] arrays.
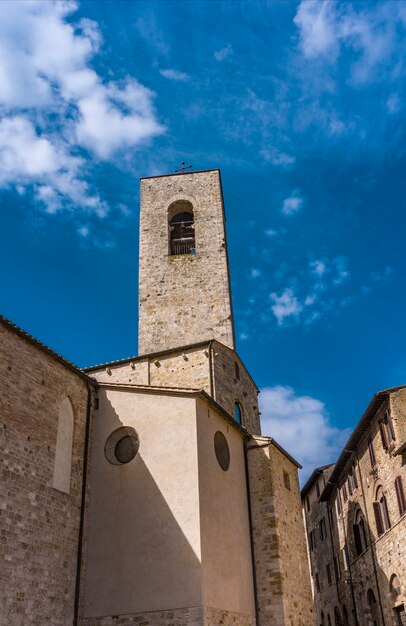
[[259, 385, 351, 481], [294, 1, 339, 60], [0, 116, 105, 213], [294, 1, 401, 84], [239, 332, 249, 341], [261, 147, 296, 167], [282, 192, 303, 215], [251, 268, 261, 278], [160, 68, 189, 81], [0, 0, 164, 213], [78, 225, 90, 238], [310, 259, 327, 277], [270, 288, 303, 325], [214, 44, 233, 61]]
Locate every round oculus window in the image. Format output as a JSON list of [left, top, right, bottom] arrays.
[[105, 426, 140, 465], [214, 431, 230, 471]]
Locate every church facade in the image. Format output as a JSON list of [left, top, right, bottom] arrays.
[[0, 169, 313, 626]]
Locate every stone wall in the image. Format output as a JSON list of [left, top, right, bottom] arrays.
[[302, 466, 337, 626], [138, 170, 235, 355], [247, 437, 314, 626], [306, 388, 406, 625], [0, 321, 93, 626], [86, 340, 260, 436], [81, 605, 255, 626]]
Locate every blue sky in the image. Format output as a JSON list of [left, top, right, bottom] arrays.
[[1, 0, 406, 478]]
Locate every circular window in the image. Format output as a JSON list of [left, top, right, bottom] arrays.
[[214, 431, 230, 471], [105, 427, 140, 465]]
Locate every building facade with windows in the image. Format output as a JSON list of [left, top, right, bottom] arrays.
[[302, 386, 406, 626], [1, 169, 313, 626]]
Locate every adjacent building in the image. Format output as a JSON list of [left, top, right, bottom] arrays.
[[302, 387, 406, 626]]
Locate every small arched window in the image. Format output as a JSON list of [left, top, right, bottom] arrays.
[[334, 607, 342, 626], [373, 486, 391, 536], [390, 574, 401, 602], [53, 397, 75, 493], [342, 605, 349, 625], [321, 611, 325, 626], [234, 402, 242, 425], [353, 509, 368, 556], [327, 614, 332, 626], [168, 200, 195, 255], [367, 589, 380, 626]]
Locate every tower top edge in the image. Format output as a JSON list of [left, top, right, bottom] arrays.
[[140, 168, 220, 181]]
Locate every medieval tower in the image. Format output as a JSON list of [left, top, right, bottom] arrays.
[[138, 169, 235, 354]]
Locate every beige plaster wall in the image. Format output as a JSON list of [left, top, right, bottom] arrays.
[[83, 388, 202, 618], [138, 170, 235, 354], [196, 398, 256, 617]]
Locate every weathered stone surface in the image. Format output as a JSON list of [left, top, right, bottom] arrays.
[[0, 322, 93, 626], [303, 389, 406, 625], [247, 437, 314, 626], [138, 171, 235, 355]]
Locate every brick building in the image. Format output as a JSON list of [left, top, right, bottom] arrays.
[[302, 387, 406, 626], [1, 169, 313, 626]]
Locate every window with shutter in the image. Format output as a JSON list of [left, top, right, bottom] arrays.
[[373, 500, 384, 536], [368, 439, 376, 466], [353, 523, 362, 556], [380, 421, 388, 449], [395, 476, 406, 516], [381, 494, 391, 531]]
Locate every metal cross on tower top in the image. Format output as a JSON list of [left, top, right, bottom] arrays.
[[174, 161, 192, 174]]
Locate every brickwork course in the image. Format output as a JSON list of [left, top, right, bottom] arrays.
[[1, 169, 314, 626], [302, 387, 406, 626]]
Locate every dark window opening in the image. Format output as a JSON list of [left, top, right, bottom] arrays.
[[235, 361, 240, 380], [169, 206, 195, 255], [283, 470, 291, 491], [327, 563, 332, 585], [353, 510, 368, 556], [395, 476, 406, 516], [234, 402, 242, 424], [368, 438, 376, 466], [374, 487, 391, 536]]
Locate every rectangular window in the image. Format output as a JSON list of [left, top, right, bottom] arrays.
[[326, 563, 332, 585], [373, 501, 384, 536], [310, 529, 316, 551], [385, 411, 395, 443], [380, 420, 388, 449], [348, 473, 353, 496], [316, 479, 320, 498], [235, 361, 240, 380], [368, 439, 376, 466], [315, 572, 320, 592], [334, 555, 341, 581], [283, 471, 291, 491], [306, 496, 310, 512], [352, 465, 358, 489], [320, 517, 326, 541], [395, 476, 406, 516], [342, 482, 348, 503]]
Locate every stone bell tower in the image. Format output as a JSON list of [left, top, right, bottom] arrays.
[[138, 169, 235, 355]]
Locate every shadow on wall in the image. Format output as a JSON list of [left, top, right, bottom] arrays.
[[83, 393, 202, 619], [324, 497, 405, 626]]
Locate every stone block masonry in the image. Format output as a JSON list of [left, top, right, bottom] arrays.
[[138, 170, 235, 355], [81, 606, 255, 626], [0, 321, 93, 626]]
